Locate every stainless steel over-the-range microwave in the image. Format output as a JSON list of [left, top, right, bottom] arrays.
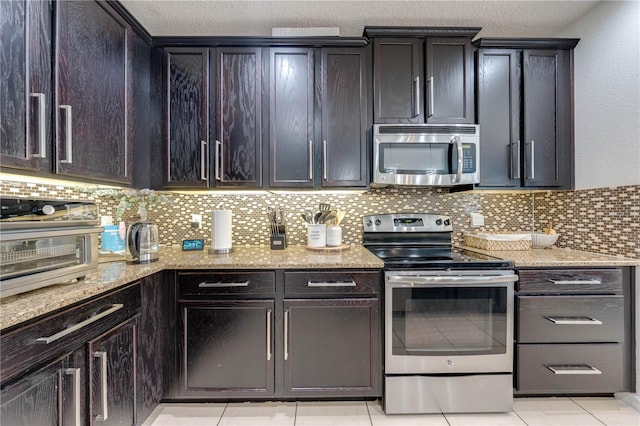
[[373, 124, 480, 187]]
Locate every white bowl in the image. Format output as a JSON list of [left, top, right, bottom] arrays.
[[531, 233, 559, 248]]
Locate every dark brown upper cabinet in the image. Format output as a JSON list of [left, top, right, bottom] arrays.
[[163, 48, 210, 188], [475, 39, 578, 189], [0, 0, 53, 174], [55, 0, 133, 184], [320, 48, 369, 187], [268, 47, 315, 188], [214, 47, 262, 187], [365, 27, 479, 125]]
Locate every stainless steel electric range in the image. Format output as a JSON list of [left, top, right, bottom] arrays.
[[363, 213, 517, 414]]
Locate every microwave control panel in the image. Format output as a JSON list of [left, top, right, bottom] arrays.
[[461, 144, 477, 173]]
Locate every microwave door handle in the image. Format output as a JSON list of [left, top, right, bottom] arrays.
[[452, 135, 463, 183]]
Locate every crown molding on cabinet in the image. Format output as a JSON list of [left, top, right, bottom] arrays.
[[473, 38, 580, 49]]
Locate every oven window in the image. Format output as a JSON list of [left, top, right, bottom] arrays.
[[1, 235, 85, 281], [391, 287, 508, 356], [379, 143, 454, 174]]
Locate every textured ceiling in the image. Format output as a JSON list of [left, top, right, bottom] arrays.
[[119, 0, 601, 38]]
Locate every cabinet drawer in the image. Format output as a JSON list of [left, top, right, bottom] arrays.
[[517, 269, 622, 294], [1, 283, 140, 384], [284, 271, 381, 296], [517, 295, 624, 343], [516, 343, 624, 393], [179, 271, 275, 296]]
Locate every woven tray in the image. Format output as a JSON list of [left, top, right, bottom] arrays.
[[464, 232, 532, 251]]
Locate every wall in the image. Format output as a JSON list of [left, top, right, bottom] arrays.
[[2, 177, 638, 259], [555, 0, 640, 189]]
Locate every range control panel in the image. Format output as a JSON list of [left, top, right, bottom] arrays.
[[362, 213, 453, 233]]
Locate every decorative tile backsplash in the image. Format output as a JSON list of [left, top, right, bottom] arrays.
[[1, 177, 638, 259]]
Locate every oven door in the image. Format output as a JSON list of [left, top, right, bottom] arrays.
[[385, 270, 515, 375]]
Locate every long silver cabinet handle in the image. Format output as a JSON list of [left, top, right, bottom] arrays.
[[215, 140, 222, 181], [308, 140, 313, 180], [60, 105, 73, 163], [547, 279, 602, 285], [94, 351, 109, 421], [452, 135, 463, 183], [31, 93, 47, 158], [428, 76, 434, 117], [284, 310, 289, 361], [64, 368, 81, 426], [546, 364, 602, 375], [414, 76, 420, 117], [526, 140, 535, 180], [266, 309, 272, 361], [388, 274, 518, 286], [36, 304, 124, 344], [308, 281, 357, 287], [511, 141, 520, 180], [200, 140, 208, 180], [198, 281, 249, 288], [322, 140, 328, 180], [546, 316, 602, 325]]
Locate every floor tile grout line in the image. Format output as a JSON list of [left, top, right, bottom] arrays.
[[364, 400, 373, 426], [569, 397, 609, 426], [216, 402, 229, 426]]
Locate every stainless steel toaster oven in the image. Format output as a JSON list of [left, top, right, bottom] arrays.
[[0, 198, 102, 298]]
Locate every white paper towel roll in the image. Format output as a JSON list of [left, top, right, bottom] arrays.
[[211, 210, 232, 250]]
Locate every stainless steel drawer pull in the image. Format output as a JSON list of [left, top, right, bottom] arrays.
[[546, 364, 602, 375], [36, 304, 124, 344], [31, 93, 47, 158], [64, 368, 81, 426], [547, 279, 602, 285], [284, 310, 289, 361], [198, 281, 250, 288], [546, 316, 603, 325], [266, 309, 272, 361], [94, 351, 109, 421], [307, 281, 357, 287]]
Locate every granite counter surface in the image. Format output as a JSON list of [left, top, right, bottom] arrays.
[[3, 245, 638, 330], [0, 245, 383, 330]]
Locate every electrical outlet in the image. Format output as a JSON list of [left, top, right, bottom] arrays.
[[191, 214, 202, 229], [470, 212, 484, 227]]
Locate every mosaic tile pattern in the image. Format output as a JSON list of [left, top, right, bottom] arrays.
[[533, 185, 640, 260], [1, 178, 638, 259]]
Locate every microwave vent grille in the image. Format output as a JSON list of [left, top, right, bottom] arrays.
[[378, 125, 477, 135]]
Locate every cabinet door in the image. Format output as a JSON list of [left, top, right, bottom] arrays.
[[215, 47, 262, 187], [164, 48, 210, 188], [269, 48, 315, 187], [89, 318, 137, 426], [425, 37, 474, 123], [477, 49, 521, 187], [372, 38, 423, 123], [523, 49, 569, 187], [0, 357, 63, 426], [180, 300, 275, 396], [321, 48, 368, 187], [0, 0, 53, 172], [283, 299, 381, 397], [56, 0, 132, 184]]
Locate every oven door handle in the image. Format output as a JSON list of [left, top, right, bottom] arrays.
[[387, 274, 518, 286]]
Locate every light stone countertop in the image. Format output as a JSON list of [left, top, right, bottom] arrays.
[[459, 246, 640, 267], [0, 244, 383, 330], [2, 244, 638, 331]]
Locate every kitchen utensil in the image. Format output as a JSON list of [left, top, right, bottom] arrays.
[[319, 202, 331, 213], [335, 209, 346, 225]]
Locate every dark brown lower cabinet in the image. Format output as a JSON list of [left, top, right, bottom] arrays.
[[179, 300, 275, 397], [89, 318, 137, 425], [284, 299, 380, 397]]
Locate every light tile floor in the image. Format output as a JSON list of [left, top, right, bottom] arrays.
[[143, 397, 640, 426]]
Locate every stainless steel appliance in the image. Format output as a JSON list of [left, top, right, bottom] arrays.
[[126, 221, 159, 264], [0, 197, 102, 298], [363, 213, 517, 414], [373, 124, 479, 187]]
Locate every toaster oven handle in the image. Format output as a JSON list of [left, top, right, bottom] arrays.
[[36, 304, 124, 344], [452, 135, 463, 183]]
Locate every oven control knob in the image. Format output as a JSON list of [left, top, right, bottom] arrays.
[[365, 219, 372, 227], [443, 219, 451, 226], [36, 204, 56, 216], [435, 218, 443, 225], [375, 219, 381, 226]]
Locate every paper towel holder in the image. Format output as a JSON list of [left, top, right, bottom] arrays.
[[208, 247, 233, 254]]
